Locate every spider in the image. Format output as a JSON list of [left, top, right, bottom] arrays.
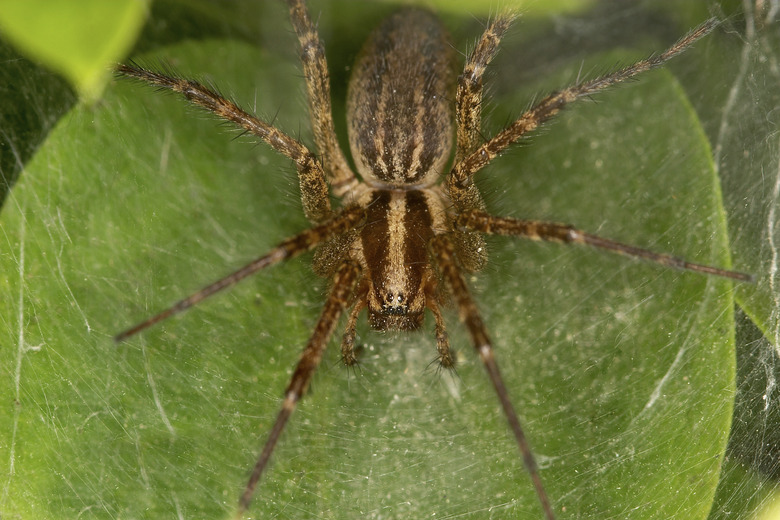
[[115, 1, 752, 518]]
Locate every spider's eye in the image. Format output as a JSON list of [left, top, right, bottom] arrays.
[[384, 291, 404, 304], [382, 291, 407, 314]]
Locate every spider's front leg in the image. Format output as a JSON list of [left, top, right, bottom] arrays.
[[429, 234, 556, 520], [236, 260, 361, 519], [115, 207, 365, 341]]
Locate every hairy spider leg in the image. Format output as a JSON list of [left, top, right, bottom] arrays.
[[113, 5, 753, 520], [450, 13, 517, 274], [448, 19, 720, 201], [116, 62, 333, 224], [430, 234, 556, 520], [456, 210, 754, 282], [456, 13, 515, 161], [114, 208, 364, 341], [237, 261, 361, 519], [286, 0, 357, 198]]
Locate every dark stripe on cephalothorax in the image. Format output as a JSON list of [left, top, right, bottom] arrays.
[[360, 190, 392, 284], [403, 190, 435, 274]]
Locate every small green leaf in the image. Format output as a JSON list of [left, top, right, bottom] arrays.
[[0, 0, 149, 100]]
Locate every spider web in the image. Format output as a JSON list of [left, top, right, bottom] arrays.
[[0, 1, 778, 519]]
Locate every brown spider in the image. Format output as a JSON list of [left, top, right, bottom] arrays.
[[116, 1, 752, 518]]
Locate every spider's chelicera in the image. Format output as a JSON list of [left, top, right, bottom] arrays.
[[116, 1, 751, 518]]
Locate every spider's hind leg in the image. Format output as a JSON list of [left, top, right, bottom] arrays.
[[455, 12, 515, 163], [449, 13, 515, 273], [447, 19, 719, 193], [116, 61, 334, 224], [286, 0, 357, 196]]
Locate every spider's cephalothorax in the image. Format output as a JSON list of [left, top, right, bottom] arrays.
[[116, 2, 751, 519]]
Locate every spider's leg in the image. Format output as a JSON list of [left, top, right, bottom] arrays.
[[456, 209, 753, 282], [429, 234, 556, 520], [286, 0, 357, 197], [116, 63, 332, 224], [450, 13, 515, 272], [455, 12, 515, 163], [236, 260, 360, 519], [341, 279, 368, 366], [429, 298, 454, 368], [115, 206, 364, 342], [447, 19, 718, 192], [424, 274, 454, 368]]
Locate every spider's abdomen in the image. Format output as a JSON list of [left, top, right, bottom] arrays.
[[355, 188, 448, 331], [347, 9, 455, 188]]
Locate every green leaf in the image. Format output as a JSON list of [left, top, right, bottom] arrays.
[[710, 447, 779, 520], [0, 3, 747, 520], [652, 5, 780, 518], [0, 0, 149, 100]]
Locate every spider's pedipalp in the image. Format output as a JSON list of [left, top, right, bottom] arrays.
[[341, 279, 368, 366]]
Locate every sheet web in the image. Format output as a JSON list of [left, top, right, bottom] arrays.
[[0, 1, 778, 519]]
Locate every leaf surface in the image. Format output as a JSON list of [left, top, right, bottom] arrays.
[[0, 9, 740, 520]]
